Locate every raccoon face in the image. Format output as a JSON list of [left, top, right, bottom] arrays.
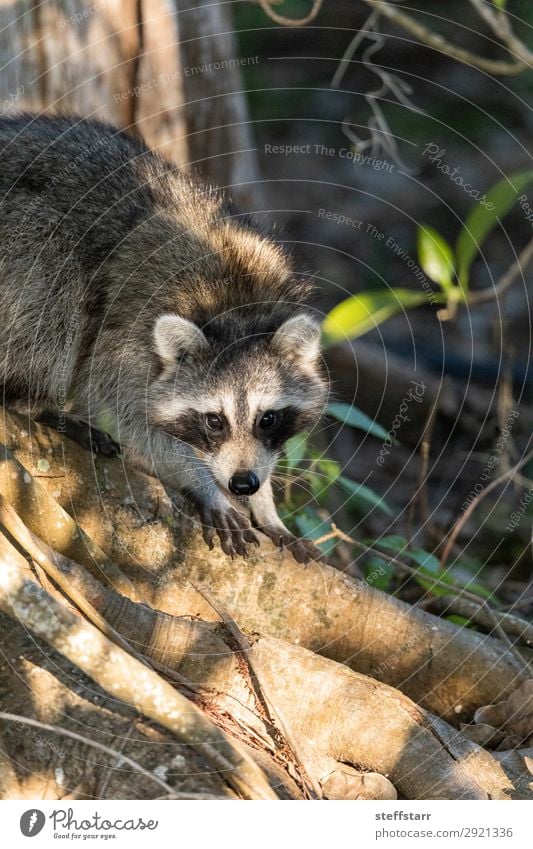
[[150, 313, 327, 496]]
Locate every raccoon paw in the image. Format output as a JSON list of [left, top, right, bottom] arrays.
[[260, 526, 325, 565], [36, 412, 121, 457], [197, 503, 260, 558]]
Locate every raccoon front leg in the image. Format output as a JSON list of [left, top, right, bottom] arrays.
[[249, 480, 325, 565], [127, 427, 259, 558], [35, 411, 121, 457]]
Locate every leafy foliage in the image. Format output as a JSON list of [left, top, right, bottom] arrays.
[[321, 170, 533, 343], [322, 289, 429, 345], [455, 169, 533, 289], [367, 536, 498, 612], [327, 402, 390, 441], [417, 224, 455, 291], [278, 401, 392, 552]]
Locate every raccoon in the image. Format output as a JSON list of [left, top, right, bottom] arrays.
[[0, 114, 328, 562]]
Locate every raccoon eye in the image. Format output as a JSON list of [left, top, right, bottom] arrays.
[[205, 413, 224, 432], [259, 410, 279, 431]]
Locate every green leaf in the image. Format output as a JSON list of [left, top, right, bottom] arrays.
[[372, 535, 408, 554], [417, 224, 455, 292], [315, 458, 342, 482], [408, 550, 496, 601], [337, 475, 392, 516], [327, 402, 391, 441], [367, 541, 496, 603], [322, 289, 431, 344], [407, 548, 452, 597], [308, 458, 342, 503], [409, 547, 441, 575], [456, 169, 533, 290], [411, 569, 449, 597], [364, 556, 395, 591], [445, 569, 496, 602], [283, 432, 308, 472]]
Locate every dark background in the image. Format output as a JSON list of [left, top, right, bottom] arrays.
[[229, 1, 533, 593]]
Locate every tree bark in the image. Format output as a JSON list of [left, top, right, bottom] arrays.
[[175, 0, 263, 209]]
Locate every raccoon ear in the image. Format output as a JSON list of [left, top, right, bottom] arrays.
[[272, 315, 321, 364], [153, 314, 208, 365]]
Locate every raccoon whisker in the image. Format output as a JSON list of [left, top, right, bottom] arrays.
[[271, 475, 326, 496], [272, 472, 316, 485], [157, 433, 210, 459], [275, 467, 343, 480]]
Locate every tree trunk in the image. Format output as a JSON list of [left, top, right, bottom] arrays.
[[0, 0, 261, 207], [176, 0, 263, 209]]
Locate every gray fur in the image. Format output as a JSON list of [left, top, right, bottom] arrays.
[[0, 114, 328, 561]]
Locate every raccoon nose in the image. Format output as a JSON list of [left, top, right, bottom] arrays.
[[228, 471, 260, 496]]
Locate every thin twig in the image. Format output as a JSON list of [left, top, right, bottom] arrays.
[[258, 0, 323, 27], [339, 25, 417, 167], [190, 583, 321, 800], [502, 592, 533, 612], [314, 522, 355, 546], [259, 0, 532, 73], [345, 536, 529, 670], [0, 712, 180, 798], [331, 11, 379, 89], [362, 0, 528, 75], [422, 595, 533, 646], [468, 237, 533, 305], [468, 0, 533, 66], [440, 447, 533, 568]]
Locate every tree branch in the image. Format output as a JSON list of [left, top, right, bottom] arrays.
[[258, 0, 323, 27], [468, 237, 533, 305], [440, 446, 533, 568], [362, 0, 529, 75], [468, 0, 533, 67]]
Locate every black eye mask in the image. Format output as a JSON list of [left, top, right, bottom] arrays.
[[163, 409, 230, 452]]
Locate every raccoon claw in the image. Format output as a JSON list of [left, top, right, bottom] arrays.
[[245, 531, 261, 547], [261, 526, 325, 565], [281, 536, 324, 565], [201, 525, 216, 551], [194, 501, 258, 559], [87, 427, 121, 457]]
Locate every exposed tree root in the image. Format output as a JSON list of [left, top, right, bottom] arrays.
[[0, 515, 525, 799], [0, 408, 527, 726], [0, 407, 530, 800], [0, 534, 276, 801]]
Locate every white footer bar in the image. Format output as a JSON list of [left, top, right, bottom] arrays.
[[2, 799, 531, 848]]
